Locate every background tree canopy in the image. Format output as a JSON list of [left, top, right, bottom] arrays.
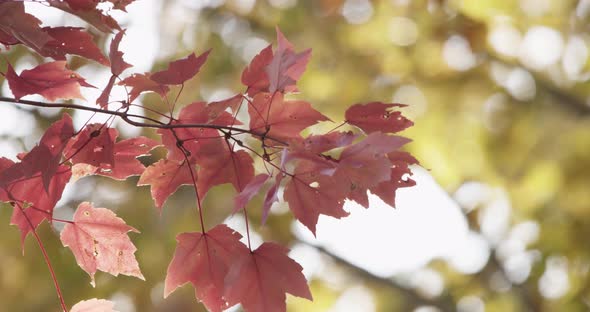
[[1, 0, 589, 311]]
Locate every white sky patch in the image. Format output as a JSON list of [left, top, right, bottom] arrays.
[[295, 166, 470, 277], [341, 0, 374, 25], [489, 23, 522, 58], [519, 26, 564, 70], [328, 285, 376, 312], [443, 35, 476, 71]]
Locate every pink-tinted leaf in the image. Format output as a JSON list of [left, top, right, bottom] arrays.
[[196, 148, 254, 199], [0, 113, 74, 191], [234, 174, 270, 213], [0, 162, 71, 246], [151, 50, 210, 85], [60, 202, 144, 286], [64, 0, 100, 11], [206, 94, 243, 123], [71, 298, 119, 312], [345, 102, 413, 134], [0, 2, 52, 52], [118, 73, 168, 102], [97, 30, 131, 107], [224, 242, 312, 312], [48, 1, 121, 33], [266, 28, 311, 93], [370, 151, 418, 208], [248, 92, 329, 142], [72, 135, 159, 180], [242, 44, 273, 95], [137, 159, 194, 211], [333, 133, 411, 207], [284, 161, 348, 235], [164, 224, 249, 312], [5, 61, 94, 101], [65, 124, 116, 167], [41, 27, 110, 65]]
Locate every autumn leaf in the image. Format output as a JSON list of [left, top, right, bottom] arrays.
[[242, 28, 311, 95], [345, 102, 413, 134], [150, 50, 210, 85], [65, 124, 116, 168], [248, 92, 329, 142], [97, 30, 132, 107], [284, 161, 348, 235], [118, 73, 169, 102], [41, 27, 110, 65], [60, 202, 144, 286], [138, 159, 194, 211], [0, 113, 74, 191], [369, 151, 418, 208], [0, 2, 52, 52], [196, 148, 254, 199], [164, 224, 249, 312], [224, 242, 312, 312], [5, 61, 94, 101], [234, 173, 270, 213], [48, 1, 121, 33], [72, 135, 159, 180], [71, 298, 119, 312], [0, 161, 72, 247]]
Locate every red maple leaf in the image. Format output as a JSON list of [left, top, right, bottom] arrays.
[[71, 298, 118, 312], [345, 102, 413, 134], [0, 2, 52, 52], [283, 161, 348, 235], [48, 1, 121, 33], [196, 147, 254, 199], [224, 242, 312, 312], [164, 224, 249, 312], [64, 124, 116, 167], [137, 159, 194, 211], [234, 174, 270, 213], [41, 27, 110, 66], [0, 113, 74, 190], [331, 133, 411, 207], [60, 202, 144, 286], [118, 73, 169, 102], [150, 50, 210, 85], [0, 160, 71, 246], [5, 61, 94, 101], [248, 92, 329, 141], [97, 30, 132, 107], [242, 28, 311, 95], [72, 135, 159, 180], [369, 151, 418, 208]]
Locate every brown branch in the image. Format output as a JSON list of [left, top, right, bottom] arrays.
[[0, 96, 288, 145]]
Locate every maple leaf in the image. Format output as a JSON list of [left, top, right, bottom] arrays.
[[97, 30, 132, 107], [5, 61, 94, 101], [0, 161, 72, 246], [72, 135, 159, 180], [64, 124, 116, 167], [164, 224, 249, 312], [369, 151, 418, 208], [0, 113, 74, 190], [266, 28, 312, 94], [137, 159, 194, 211], [242, 28, 311, 95], [157, 100, 236, 162], [150, 50, 210, 85], [248, 92, 329, 141], [345, 102, 413, 134], [60, 202, 144, 286], [41, 27, 110, 66], [71, 298, 119, 312], [283, 161, 348, 235], [196, 148, 255, 199], [48, 1, 121, 33], [118, 73, 169, 102], [224, 242, 312, 312], [234, 173, 270, 213], [332, 133, 411, 207], [0, 2, 52, 52]]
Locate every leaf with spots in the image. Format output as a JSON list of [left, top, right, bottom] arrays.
[[345, 102, 413, 134], [60, 202, 144, 286], [137, 159, 194, 211]]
